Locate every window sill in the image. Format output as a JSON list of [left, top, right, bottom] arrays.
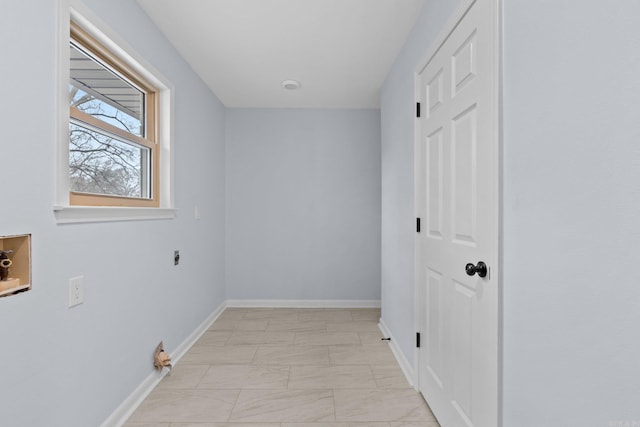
[[53, 205, 176, 224]]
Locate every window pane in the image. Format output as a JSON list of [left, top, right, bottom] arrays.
[[69, 43, 144, 137], [69, 122, 150, 198]]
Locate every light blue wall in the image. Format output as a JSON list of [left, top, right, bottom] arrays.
[[0, 1, 226, 426], [382, 0, 640, 425], [226, 109, 381, 301], [502, 1, 640, 425], [380, 0, 461, 370]]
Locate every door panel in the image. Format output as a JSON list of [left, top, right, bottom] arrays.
[[427, 69, 444, 117], [452, 30, 478, 96], [426, 267, 444, 388], [452, 280, 474, 423], [451, 104, 478, 246]]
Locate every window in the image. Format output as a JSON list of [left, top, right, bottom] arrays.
[[56, 4, 173, 223], [69, 23, 159, 207]]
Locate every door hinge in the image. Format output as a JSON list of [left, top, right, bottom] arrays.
[[416, 217, 421, 233], [416, 332, 421, 348], [416, 102, 421, 118]]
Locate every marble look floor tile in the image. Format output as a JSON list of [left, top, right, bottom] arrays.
[[171, 424, 280, 427], [328, 346, 397, 366], [371, 365, 411, 389], [198, 365, 289, 389], [349, 309, 382, 321], [124, 423, 170, 427], [326, 321, 383, 333], [298, 309, 354, 322], [347, 424, 391, 427], [230, 389, 335, 422], [209, 320, 269, 331], [215, 309, 247, 321], [156, 365, 209, 390], [266, 320, 327, 332], [242, 308, 301, 321], [389, 422, 441, 427], [127, 389, 239, 423], [288, 365, 376, 389], [167, 424, 215, 427], [294, 332, 360, 346], [253, 345, 330, 365], [227, 331, 295, 345], [180, 346, 258, 365], [358, 332, 388, 344], [208, 321, 241, 331], [283, 424, 389, 427], [195, 331, 232, 346], [334, 389, 433, 422], [127, 309, 440, 427], [221, 308, 247, 313]]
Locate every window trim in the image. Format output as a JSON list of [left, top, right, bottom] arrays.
[[56, 0, 175, 223]]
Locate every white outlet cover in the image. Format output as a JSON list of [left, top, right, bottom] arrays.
[[69, 276, 84, 307]]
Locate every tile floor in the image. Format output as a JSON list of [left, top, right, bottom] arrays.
[[125, 307, 440, 427]]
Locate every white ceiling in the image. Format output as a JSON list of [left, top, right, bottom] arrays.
[[136, 0, 427, 109]]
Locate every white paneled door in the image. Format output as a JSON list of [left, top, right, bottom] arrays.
[[415, 0, 499, 426]]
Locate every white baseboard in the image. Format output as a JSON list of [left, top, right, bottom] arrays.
[[379, 319, 415, 388], [100, 302, 226, 427], [226, 299, 381, 308]]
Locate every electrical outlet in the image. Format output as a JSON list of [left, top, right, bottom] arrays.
[[69, 276, 84, 307], [174, 250, 180, 266], [194, 205, 201, 220]]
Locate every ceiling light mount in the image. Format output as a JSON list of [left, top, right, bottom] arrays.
[[281, 79, 301, 90]]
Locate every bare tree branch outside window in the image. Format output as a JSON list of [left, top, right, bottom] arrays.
[[69, 86, 147, 198]]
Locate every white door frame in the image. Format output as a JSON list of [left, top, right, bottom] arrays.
[[412, 0, 502, 423]]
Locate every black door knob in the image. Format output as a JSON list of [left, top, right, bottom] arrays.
[[465, 261, 487, 278]]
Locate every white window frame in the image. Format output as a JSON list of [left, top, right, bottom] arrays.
[[55, 0, 175, 223]]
